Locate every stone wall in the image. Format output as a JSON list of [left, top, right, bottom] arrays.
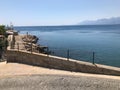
[[7, 49, 120, 76]]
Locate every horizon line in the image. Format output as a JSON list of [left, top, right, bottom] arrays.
[[14, 24, 120, 27]]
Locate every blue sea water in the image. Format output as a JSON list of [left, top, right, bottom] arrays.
[[15, 25, 120, 67]]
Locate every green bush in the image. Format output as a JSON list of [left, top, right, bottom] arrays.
[[0, 25, 8, 51], [0, 25, 6, 35]]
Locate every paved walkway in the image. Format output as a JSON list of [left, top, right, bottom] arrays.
[[0, 63, 120, 90], [0, 62, 119, 79], [14, 35, 25, 50]]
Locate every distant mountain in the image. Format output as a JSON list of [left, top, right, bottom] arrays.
[[79, 17, 120, 25]]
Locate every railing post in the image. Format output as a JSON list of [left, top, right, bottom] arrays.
[[31, 43, 32, 54], [92, 52, 95, 64], [17, 43, 19, 51], [47, 47, 49, 56], [67, 49, 69, 61]]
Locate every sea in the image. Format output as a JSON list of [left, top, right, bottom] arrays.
[[14, 25, 120, 67]]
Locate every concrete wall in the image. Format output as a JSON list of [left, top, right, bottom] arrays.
[[7, 35, 15, 49], [7, 49, 120, 76]]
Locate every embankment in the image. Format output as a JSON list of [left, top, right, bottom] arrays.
[[7, 49, 120, 76]]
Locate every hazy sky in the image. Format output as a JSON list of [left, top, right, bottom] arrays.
[[0, 0, 120, 26]]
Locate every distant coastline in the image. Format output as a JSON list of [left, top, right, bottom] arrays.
[[79, 17, 120, 25]]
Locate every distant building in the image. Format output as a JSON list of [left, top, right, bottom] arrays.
[[6, 22, 14, 30], [6, 23, 18, 35]]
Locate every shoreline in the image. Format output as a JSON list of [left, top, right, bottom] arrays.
[[7, 30, 47, 53], [6, 29, 120, 76], [14, 26, 120, 68]]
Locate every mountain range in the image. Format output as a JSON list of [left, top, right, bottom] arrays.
[[79, 17, 120, 25]]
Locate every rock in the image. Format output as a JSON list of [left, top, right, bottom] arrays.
[[22, 35, 38, 44], [21, 34, 47, 53]]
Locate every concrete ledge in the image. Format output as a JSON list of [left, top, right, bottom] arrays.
[[0, 61, 7, 65], [6, 50, 120, 76]]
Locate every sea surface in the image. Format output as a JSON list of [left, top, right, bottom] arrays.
[[15, 25, 120, 67]]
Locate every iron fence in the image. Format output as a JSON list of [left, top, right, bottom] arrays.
[[6, 42, 120, 67]]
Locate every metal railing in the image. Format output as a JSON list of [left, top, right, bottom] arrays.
[[11, 42, 96, 64], [6, 42, 120, 67], [46, 48, 96, 64]]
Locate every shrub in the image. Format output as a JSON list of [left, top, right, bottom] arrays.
[[0, 25, 6, 35]]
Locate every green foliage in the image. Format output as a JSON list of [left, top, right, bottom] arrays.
[[0, 25, 6, 35], [0, 25, 8, 51], [0, 39, 4, 50], [0, 38, 8, 51]]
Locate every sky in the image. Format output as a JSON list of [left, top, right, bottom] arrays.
[[0, 0, 120, 26]]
